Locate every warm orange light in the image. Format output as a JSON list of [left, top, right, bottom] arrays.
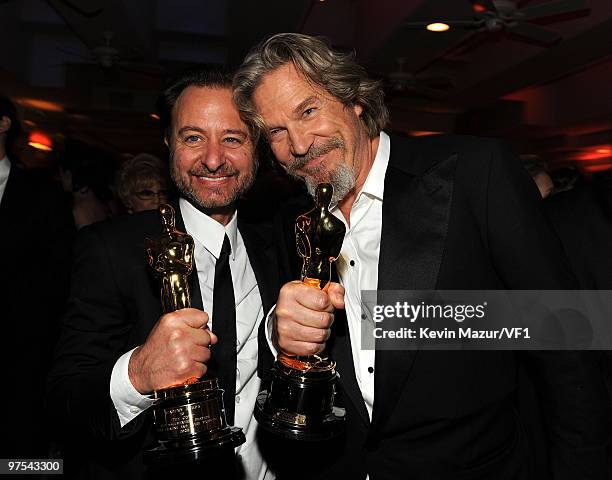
[[569, 145, 612, 162], [408, 130, 443, 137], [28, 131, 53, 151], [16, 98, 64, 113], [149, 113, 160, 120], [582, 164, 612, 173], [427, 22, 450, 32], [473, 3, 487, 13]]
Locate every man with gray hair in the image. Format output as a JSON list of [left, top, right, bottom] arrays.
[[234, 33, 610, 480]]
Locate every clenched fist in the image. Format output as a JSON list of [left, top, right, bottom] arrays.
[[274, 280, 345, 356], [128, 308, 217, 394]]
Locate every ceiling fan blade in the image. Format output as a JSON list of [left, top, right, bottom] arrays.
[[520, 0, 589, 21], [56, 47, 94, 61], [118, 61, 165, 74], [415, 75, 454, 88], [506, 22, 562, 45], [57, 0, 104, 18], [413, 85, 449, 100]]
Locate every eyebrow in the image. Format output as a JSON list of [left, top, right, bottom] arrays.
[[177, 126, 248, 137], [293, 95, 319, 116]]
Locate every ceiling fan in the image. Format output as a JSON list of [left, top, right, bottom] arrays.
[[403, 0, 590, 46], [381, 58, 453, 100], [58, 31, 164, 76]]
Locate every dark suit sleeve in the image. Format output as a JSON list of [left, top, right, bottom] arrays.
[[46, 225, 147, 442], [486, 141, 612, 479]]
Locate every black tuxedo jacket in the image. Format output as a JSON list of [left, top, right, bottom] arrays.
[[0, 164, 74, 457], [261, 135, 611, 480], [46, 202, 280, 479]]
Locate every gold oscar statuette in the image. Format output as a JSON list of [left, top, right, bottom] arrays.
[[143, 204, 245, 464], [254, 184, 346, 440]]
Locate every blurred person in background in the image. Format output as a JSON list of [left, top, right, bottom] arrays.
[[522, 154, 612, 401], [116, 153, 172, 213], [0, 94, 74, 457], [59, 140, 118, 229]]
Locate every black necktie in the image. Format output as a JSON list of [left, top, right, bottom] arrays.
[[210, 234, 237, 424]]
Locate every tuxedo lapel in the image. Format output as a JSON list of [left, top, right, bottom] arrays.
[[370, 139, 457, 436], [238, 219, 280, 380], [238, 219, 279, 315]]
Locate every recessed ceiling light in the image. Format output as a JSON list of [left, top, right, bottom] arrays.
[[426, 23, 450, 32], [28, 131, 53, 151], [149, 113, 160, 120]]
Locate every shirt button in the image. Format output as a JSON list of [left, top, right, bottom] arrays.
[[129, 406, 140, 414], [361, 313, 367, 320], [350, 260, 355, 266], [368, 367, 374, 374], [235, 395, 241, 404]]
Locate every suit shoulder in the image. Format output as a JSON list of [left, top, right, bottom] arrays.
[[78, 210, 160, 247], [389, 133, 512, 175], [394, 133, 503, 155]]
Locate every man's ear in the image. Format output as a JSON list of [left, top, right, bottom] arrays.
[[0, 116, 11, 135]]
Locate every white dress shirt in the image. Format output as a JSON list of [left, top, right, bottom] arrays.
[[266, 132, 390, 421], [110, 197, 273, 480], [0, 156, 11, 204], [331, 131, 389, 419]]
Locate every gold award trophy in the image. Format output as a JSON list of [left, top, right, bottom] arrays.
[[143, 204, 245, 464], [255, 183, 346, 440]]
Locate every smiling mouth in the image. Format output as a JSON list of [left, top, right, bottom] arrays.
[[194, 175, 233, 182]]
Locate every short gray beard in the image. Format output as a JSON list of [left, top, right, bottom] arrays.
[[285, 138, 356, 204], [303, 162, 355, 205]]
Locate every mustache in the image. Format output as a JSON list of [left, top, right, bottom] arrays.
[[188, 165, 237, 177], [286, 138, 345, 173], [168, 149, 239, 178]]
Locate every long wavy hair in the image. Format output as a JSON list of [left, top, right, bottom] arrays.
[[233, 33, 389, 140]]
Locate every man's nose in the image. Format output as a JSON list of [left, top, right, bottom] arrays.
[[288, 126, 314, 157], [200, 142, 225, 171]]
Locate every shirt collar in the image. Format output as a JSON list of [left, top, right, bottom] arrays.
[[358, 130, 390, 202], [0, 156, 11, 182], [179, 197, 239, 261]]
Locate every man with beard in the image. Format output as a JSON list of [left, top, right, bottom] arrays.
[[233, 34, 611, 479], [46, 70, 279, 480]]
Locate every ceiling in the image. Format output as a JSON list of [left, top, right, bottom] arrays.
[[0, 0, 611, 173]]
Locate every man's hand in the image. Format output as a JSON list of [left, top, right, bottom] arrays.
[[274, 280, 345, 356], [128, 308, 217, 394]]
